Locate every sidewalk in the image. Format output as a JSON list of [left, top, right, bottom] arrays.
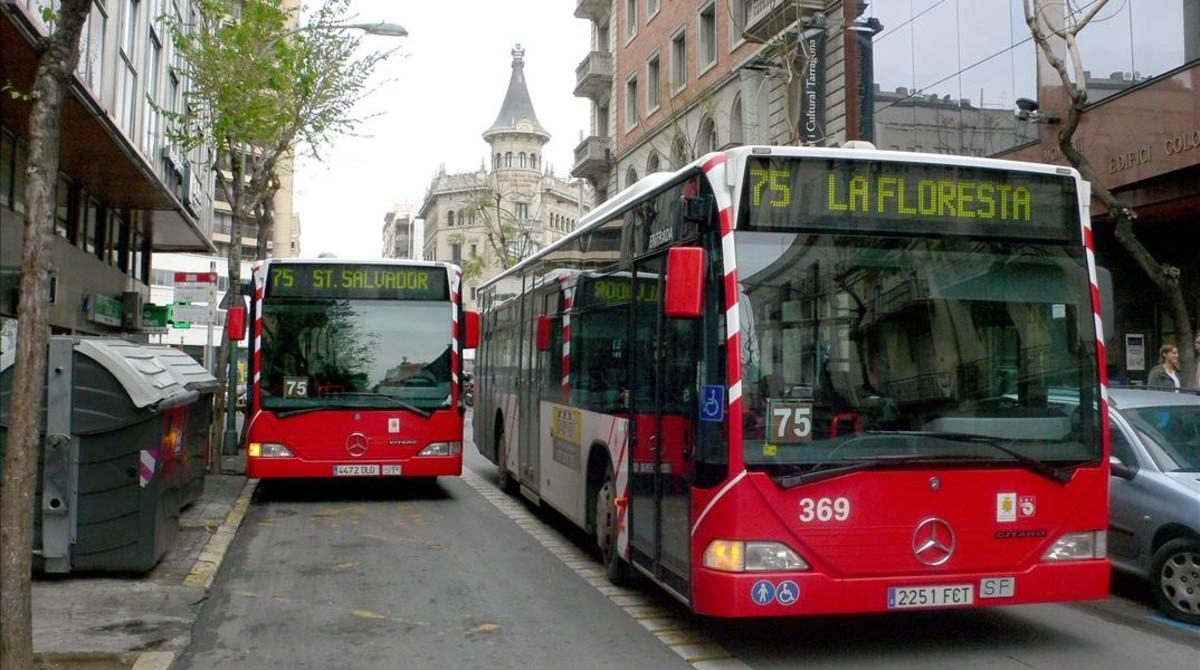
[[32, 470, 256, 670]]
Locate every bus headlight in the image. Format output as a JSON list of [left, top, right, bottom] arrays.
[[703, 540, 809, 572], [418, 441, 462, 457], [1042, 531, 1106, 561], [248, 442, 293, 458]]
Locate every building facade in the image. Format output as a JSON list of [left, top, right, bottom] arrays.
[[419, 45, 592, 309], [382, 203, 422, 260], [1, 0, 217, 357]]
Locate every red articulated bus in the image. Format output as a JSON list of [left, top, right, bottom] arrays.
[[245, 259, 478, 480], [473, 144, 1110, 617]]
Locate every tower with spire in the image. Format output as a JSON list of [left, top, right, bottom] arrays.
[[410, 44, 593, 309]]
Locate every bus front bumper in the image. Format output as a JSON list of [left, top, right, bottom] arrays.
[[689, 558, 1110, 617], [247, 455, 463, 479]]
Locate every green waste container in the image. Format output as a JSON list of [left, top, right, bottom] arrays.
[[0, 336, 217, 573]]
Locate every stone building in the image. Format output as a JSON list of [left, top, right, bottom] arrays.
[[382, 203, 422, 260], [419, 45, 592, 309]]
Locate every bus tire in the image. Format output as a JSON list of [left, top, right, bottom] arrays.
[[595, 463, 629, 585], [496, 425, 518, 495]]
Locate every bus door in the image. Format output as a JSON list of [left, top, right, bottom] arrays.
[[517, 271, 548, 493], [629, 252, 698, 597]]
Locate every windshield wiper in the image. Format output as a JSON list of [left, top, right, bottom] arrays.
[[274, 396, 432, 419], [777, 454, 969, 489], [322, 392, 434, 418], [862, 430, 1074, 484]]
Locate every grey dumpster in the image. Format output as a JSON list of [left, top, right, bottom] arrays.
[[149, 345, 218, 508], [0, 336, 217, 573]]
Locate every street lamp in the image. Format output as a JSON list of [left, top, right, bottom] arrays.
[[341, 21, 408, 37]]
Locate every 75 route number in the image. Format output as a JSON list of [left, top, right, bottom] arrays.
[[799, 497, 851, 522]]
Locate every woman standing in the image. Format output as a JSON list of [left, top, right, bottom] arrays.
[[1147, 343, 1182, 390]]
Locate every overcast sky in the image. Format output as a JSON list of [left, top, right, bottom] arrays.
[[293, 0, 591, 259]]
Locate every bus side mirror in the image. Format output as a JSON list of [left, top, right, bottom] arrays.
[[536, 315, 551, 352], [226, 306, 246, 342], [464, 310, 480, 349], [665, 246, 705, 319]]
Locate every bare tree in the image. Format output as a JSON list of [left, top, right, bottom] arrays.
[[1023, 0, 1194, 388], [1, 4, 92, 666]]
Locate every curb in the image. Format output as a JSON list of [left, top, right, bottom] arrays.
[[183, 478, 259, 590]]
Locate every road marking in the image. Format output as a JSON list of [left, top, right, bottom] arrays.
[[183, 478, 259, 590], [131, 651, 176, 670], [461, 467, 748, 669]]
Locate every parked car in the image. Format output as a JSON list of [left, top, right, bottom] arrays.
[[1106, 387, 1200, 623]]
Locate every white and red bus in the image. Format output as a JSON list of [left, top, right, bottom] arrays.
[[473, 144, 1110, 617], [245, 258, 478, 480]]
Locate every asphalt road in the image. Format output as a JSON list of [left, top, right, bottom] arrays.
[[180, 419, 1200, 669]]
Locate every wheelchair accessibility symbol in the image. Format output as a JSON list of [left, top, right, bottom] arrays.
[[751, 580, 775, 606], [775, 580, 799, 606], [700, 385, 725, 422]]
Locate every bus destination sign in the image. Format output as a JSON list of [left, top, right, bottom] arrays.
[[740, 157, 1077, 240], [266, 263, 449, 300]]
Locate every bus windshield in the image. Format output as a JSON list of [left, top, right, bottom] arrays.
[[260, 299, 452, 412], [735, 232, 1101, 471]]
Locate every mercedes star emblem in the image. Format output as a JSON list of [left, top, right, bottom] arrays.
[[345, 432, 369, 458], [912, 517, 955, 566]]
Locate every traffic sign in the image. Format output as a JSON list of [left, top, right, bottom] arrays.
[[173, 303, 215, 325]]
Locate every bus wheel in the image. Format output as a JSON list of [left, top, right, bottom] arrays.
[[595, 464, 629, 585], [496, 429, 518, 495]]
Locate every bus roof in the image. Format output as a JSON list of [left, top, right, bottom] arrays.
[[261, 257, 458, 272], [480, 145, 1085, 293]]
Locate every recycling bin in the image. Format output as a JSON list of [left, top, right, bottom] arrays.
[[0, 336, 217, 573]]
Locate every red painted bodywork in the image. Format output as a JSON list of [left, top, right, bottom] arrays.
[[688, 466, 1110, 616], [245, 407, 463, 479]]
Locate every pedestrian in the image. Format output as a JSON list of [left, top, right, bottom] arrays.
[[1147, 343, 1181, 391], [1194, 332, 1200, 389]]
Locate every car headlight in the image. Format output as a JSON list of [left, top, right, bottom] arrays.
[[418, 441, 462, 457], [703, 540, 809, 572], [1042, 531, 1106, 561], [248, 442, 293, 458]]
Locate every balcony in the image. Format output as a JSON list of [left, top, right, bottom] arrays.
[[571, 136, 612, 183], [574, 51, 613, 101], [743, 0, 824, 42], [574, 0, 610, 22]]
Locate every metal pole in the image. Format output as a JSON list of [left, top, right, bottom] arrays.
[[223, 333, 239, 455], [203, 260, 215, 372]]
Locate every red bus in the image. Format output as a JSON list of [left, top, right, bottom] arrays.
[[473, 144, 1110, 617], [245, 259, 478, 479]]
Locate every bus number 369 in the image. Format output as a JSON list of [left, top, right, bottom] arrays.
[[799, 497, 851, 522]]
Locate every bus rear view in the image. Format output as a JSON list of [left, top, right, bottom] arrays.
[[246, 259, 472, 480]]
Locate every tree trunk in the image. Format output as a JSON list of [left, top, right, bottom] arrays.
[[1, 4, 92, 667], [254, 175, 279, 260]]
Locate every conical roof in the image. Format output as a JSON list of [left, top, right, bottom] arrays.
[[483, 44, 550, 141]]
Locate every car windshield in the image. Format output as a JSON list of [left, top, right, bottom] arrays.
[[735, 231, 1101, 472], [1122, 404, 1200, 472], [260, 299, 452, 412]]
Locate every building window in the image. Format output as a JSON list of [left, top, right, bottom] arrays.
[[84, 197, 100, 254], [470, 243, 477, 257], [625, 73, 638, 130], [626, 167, 638, 189], [519, 152, 527, 168], [451, 242, 462, 265], [597, 103, 610, 136], [530, 153, 537, 169], [625, 0, 638, 41], [698, 116, 717, 153], [54, 175, 71, 239], [494, 153, 501, 168], [671, 28, 687, 93], [730, 94, 744, 145], [12, 139, 27, 214], [646, 54, 661, 112], [648, 0, 660, 20], [730, 0, 747, 47], [515, 202, 529, 221], [504, 152, 512, 167], [143, 34, 162, 155], [448, 210, 455, 226], [698, 3, 717, 72], [0, 129, 12, 209], [78, 1, 108, 93], [646, 151, 660, 173]]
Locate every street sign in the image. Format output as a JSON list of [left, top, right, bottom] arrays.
[[142, 304, 170, 329], [87, 293, 123, 327], [172, 303, 215, 325]]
